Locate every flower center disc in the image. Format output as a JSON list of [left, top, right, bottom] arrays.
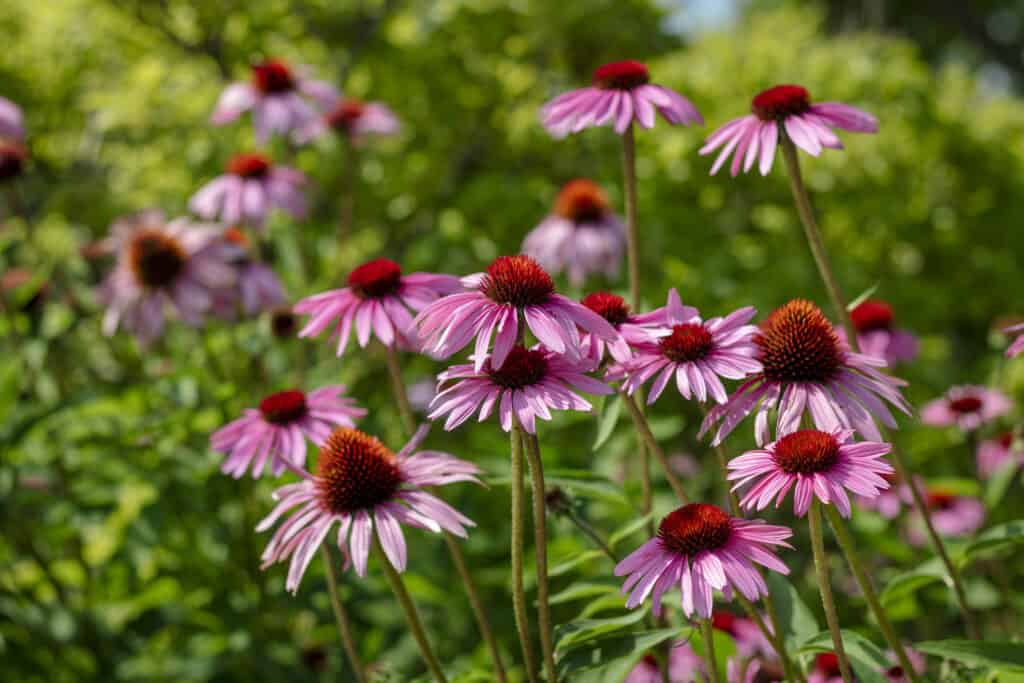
[[752, 84, 811, 121], [347, 258, 403, 299], [711, 611, 738, 635], [486, 346, 548, 389], [757, 299, 843, 383], [316, 428, 403, 513], [593, 60, 650, 90], [555, 179, 609, 223], [815, 653, 841, 677], [481, 255, 555, 307], [660, 323, 713, 363], [253, 59, 295, 93], [129, 231, 187, 289], [999, 432, 1016, 449], [581, 291, 630, 327], [773, 429, 840, 474], [0, 141, 28, 181], [658, 503, 732, 556], [270, 307, 298, 338], [259, 389, 308, 424], [926, 490, 956, 510], [949, 395, 983, 414], [326, 99, 366, 131], [851, 299, 894, 332], [227, 153, 271, 179]]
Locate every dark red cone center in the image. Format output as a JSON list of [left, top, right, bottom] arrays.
[[129, 230, 187, 289], [658, 503, 733, 556], [593, 60, 650, 90], [253, 59, 295, 94], [660, 323, 714, 363], [347, 258, 403, 299], [326, 99, 366, 131], [773, 429, 841, 474], [815, 653, 841, 677], [851, 299, 894, 332], [316, 428, 403, 513], [581, 291, 630, 327], [0, 141, 27, 181], [757, 299, 843, 384], [949, 395, 983, 414], [554, 179, 610, 223], [711, 611, 738, 635], [486, 345, 548, 389], [926, 490, 956, 511], [752, 84, 812, 121], [259, 389, 308, 424], [227, 153, 272, 178], [481, 255, 555, 307]]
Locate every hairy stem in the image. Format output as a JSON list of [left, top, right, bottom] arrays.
[[523, 432, 557, 683], [622, 124, 641, 310], [699, 619, 722, 683], [808, 501, 854, 683], [510, 424, 539, 683], [621, 392, 689, 503], [321, 546, 366, 683]]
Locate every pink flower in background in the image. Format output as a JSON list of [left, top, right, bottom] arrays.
[[808, 652, 844, 683], [296, 258, 460, 355], [211, 59, 338, 142], [429, 344, 611, 433], [614, 503, 792, 619], [701, 84, 878, 176], [211, 386, 365, 478], [415, 255, 617, 371], [701, 299, 911, 446], [214, 227, 286, 316], [855, 471, 910, 519], [624, 644, 704, 683], [190, 153, 307, 228], [712, 610, 772, 658], [729, 428, 894, 518], [883, 647, 927, 682], [578, 290, 672, 365], [522, 179, 626, 286], [920, 385, 1012, 432], [541, 60, 702, 138], [0, 139, 28, 182], [298, 97, 400, 145], [99, 210, 236, 344], [1004, 322, 1024, 358], [907, 488, 985, 545], [0, 96, 25, 141], [840, 299, 919, 366], [258, 426, 480, 590], [729, 656, 786, 683], [977, 431, 1022, 478]]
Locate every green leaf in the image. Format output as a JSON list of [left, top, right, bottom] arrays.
[[555, 627, 681, 682], [765, 573, 819, 648], [549, 550, 605, 577], [915, 640, 1024, 672], [799, 630, 889, 683], [880, 557, 948, 608], [984, 459, 1020, 509], [608, 513, 654, 549], [549, 582, 620, 606], [847, 283, 880, 311], [961, 520, 1024, 564], [554, 611, 649, 652], [543, 469, 630, 506], [593, 395, 621, 450]]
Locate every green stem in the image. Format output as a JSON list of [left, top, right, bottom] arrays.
[[808, 501, 854, 683], [321, 546, 366, 683], [383, 343, 417, 436], [510, 424, 539, 683], [699, 404, 741, 515], [621, 392, 689, 503], [699, 619, 722, 683], [377, 542, 447, 683], [824, 506, 920, 682], [339, 138, 359, 240], [523, 432, 557, 683], [566, 509, 617, 562], [622, 124, 641, 310]]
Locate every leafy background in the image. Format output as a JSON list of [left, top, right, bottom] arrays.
[[2, 0, 1024, 681]]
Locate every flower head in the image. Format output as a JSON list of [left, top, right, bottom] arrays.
[[614, 503, 791, 619], [190, 152, 307, 228], [729, 428, 894, 518], [907, 488, 985, 544], [522, 179, 627, 287], [700, 84, 878, 176], [839, 299, 919, 366], [882, 647, 928, 682], [855, 471, 910, 519], [295, 258, 460, 355], [99, 210, 236, 344], [808, 652, 844, 683], [920, 385, 1012, 432], [1004, 322, 1024, 358], [0, 139, 27, 182], [297, 96, 401, 145], [211, 227, 286, 316], [712, 610, 773, 658], [541, 60, 702, 138], [0, 96, 25, 141], [977, 431, 1022, 478], [258, 426, 480, 590], [415, 255, 617, 371], [211, 59, 338, 142], [429, 344, 611, 433], [700, 299, 911, 446], [624, 643, 704, 683], [211, 386, 365, 478], [578, 289, 679, 365]]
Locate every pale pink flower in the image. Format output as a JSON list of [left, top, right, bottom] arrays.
[[712, 610, 773, 658], [190, 153, 307, 228], [297, 97, 400, 145], [855, 471, 910, 519], [977, 431, 1022, 478], [624, 644, 704, 683], [883, 646, 927, 682], [1005, 322, 1024, 358], [907, 489, 985, 544], [920, 385, 1012, 432], [839, 299, 918, 366], [213, 227, 286, 316], [0, 96, 25, 141]]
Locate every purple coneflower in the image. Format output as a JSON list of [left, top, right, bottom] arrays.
[[99, 210, 236, 344], [907, 488, 985, 544], [211, 59, 337, 142], [522, 179, 627, 287], [429, 344, 611, 433], [216, 227, 286, 316], [920, 385, 1012, 432], [808, 653, 844, 683], [258, 426, 480, 590], [855, 471, 910, 519], [415, 255, 617, 371], [700, 84, 877, 176], [296, 258, 460, 355], [578, 290, 672, 365], [712, 610, 772, 658], [700, 299, 911, 446], [211, 386, 365, 478], [977, 431, 1022, 478], [190, 153, 307, 228], [614, 503, 792, 619], [728, 428, 894, 518], [541, 60, 702, 138], [1005, 322, 1024, 358], [298, 97, 400, 145], [840, 299, 918, 366], [883, 647, 928, 682], [624, 644, 704, 683], [0, 96, 24, 141]]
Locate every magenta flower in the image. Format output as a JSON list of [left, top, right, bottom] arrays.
[[429, 344, 611, 433], [99, 210, 236, 344], [614, 503, 792, 619], [190, 153, 307, 228], [712, 610, 772, 658], [0, 96, 25, 141], [213, 227, 286, 316], [808, 653, 845, 683], [855, 472, 910, 519], [541, 60, 702, 138], [521, 179, 626, 287], [415, 255, 617, 371], [624, 644, 704, 683], [977, 431, 1022, 478], [211, 386, 365, 478], [700, 299, 911, 446], [258, 426, 480, 590], [883, 647, 928, 682], [613, 302, 761, 405], [1005, 322, 1024, 358], [578, 290, 681, 365], [907, 488, 985, 544], [700, 84, 878, 176], [297, 97, 400, 145], [211, 59, 338, 143], [840, 299, 918, 366], [728, 428, 894, 518], [296, 258, 460, 355], [920, 385, 1012, 432]]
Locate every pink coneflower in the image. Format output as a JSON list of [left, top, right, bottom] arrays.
[[211, 386, 365, 478], [190, 153, 307, 228], [808, 652, 844, 683], [614, 303, 761, 405], [729, 428, 894, 518], [295, 258, 460, 355], [840, 299, 918, 366], [729, 656, 786, 683], [977, 431, 1022, 478], [712, 610, 772, 658], [1005, 322, 1024, 358], [908, 488, 985, 544], [211, 59, 338, 143], [855, 471, 910, 519], [541, 60, 702, 138], [298, 97, 401, 145], [614, 503, 792, 619], [700, 84, 878, 176], [920, 385, 1012, 432], [415, 255, 617, 371], [429, 344, 612, 433], [883, 647, 927, 682], [99, 210, 236, 344], [578, 290, 675, 365], [700, 299, 911, 446], [624, 644, 704, 683], [216, 227, 286, 316], [258, 426, 480, 590], [522, 179, 627, 287], [0, 96, 24, 141], [0, 139, 27, 182]]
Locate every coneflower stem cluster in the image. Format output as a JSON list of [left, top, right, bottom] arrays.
[[523, 431, 557, 683], [808, 500, 854, 683], [510, 423, 539, 683], [321, 546, 366, 683]]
